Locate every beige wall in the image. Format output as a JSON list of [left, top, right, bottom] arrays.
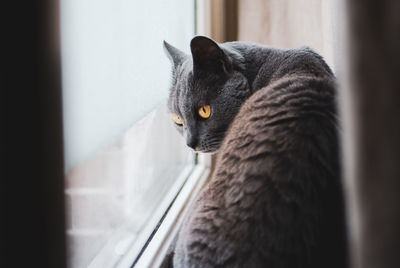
[[238, 0, 336, 69]]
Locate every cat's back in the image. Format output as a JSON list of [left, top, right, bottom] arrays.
[[174, 73, 347, 268]]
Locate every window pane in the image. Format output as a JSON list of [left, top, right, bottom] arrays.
[[61, 0, 195, 170], [60, 0, 196, 267]]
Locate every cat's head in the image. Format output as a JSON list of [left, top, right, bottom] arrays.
[[163, 36, 250, 153]]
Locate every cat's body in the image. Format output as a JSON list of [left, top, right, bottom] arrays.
[[164, 37, 347, 268]]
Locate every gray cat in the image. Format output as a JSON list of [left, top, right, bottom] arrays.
[[163, 36, 348, 268]]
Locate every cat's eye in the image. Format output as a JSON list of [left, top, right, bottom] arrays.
[[173, 114, 183, 125], [198, 105, 211, 119]]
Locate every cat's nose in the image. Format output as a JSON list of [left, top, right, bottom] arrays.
[[186, 136, 198, 150]]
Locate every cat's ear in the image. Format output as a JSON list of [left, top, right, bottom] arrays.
[[190, 36, 232, 76], [163, 40, 187, 68]]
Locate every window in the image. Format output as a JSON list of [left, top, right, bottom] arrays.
[[60, 0, 210, 267]]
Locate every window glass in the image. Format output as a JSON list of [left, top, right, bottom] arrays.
[[61, 0, 195, 170], [60, 0, 196, 267]]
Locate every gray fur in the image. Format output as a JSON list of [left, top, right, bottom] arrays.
[[164, 36, 347, 268]]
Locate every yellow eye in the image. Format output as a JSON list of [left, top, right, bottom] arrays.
[[173, 114, 183, 125], [198, 105, 211, 119]]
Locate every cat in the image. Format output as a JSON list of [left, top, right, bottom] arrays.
[[163, 36, 348, 268]]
